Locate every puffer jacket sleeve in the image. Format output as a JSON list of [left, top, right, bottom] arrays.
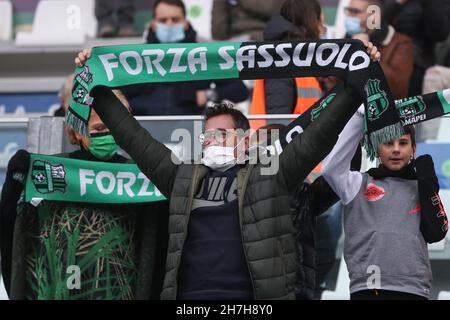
[[277, 83, 362, 190], [309, 176, 339, 217], [90, 86, 178, 198]]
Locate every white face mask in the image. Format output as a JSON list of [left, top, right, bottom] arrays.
[[201, 139, 245, 171]]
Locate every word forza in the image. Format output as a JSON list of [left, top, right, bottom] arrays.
[[98, 42, 370, 81], [80, 169, 162, 197]]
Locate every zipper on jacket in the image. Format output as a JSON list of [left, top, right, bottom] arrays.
[[173, 165, 199, 298], [237, 166, 257, 299]]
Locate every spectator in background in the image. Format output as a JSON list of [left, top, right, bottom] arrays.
[[211, 0, 284, 41], [250, 0, 329, 117], [383, 0, 450, 96], [344, 0, 413, 99], [95, 0, 137, 37], [123, 0, 248, 116], [53, 74, 74, 117], [417, 33, 450, 141]]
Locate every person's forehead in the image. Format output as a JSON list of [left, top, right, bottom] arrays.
[[205, 114, 235, 130], [385, 134, 412, 144], [398, 134, 412, 141], [154, 3, 185, 18]]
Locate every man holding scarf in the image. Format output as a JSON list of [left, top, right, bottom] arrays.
[[73, 42, 381, 300]]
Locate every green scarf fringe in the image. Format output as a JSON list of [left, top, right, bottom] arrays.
[[66, 109, 89, 137], [363, 121, 405, 160]]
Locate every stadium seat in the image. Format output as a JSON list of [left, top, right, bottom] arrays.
[[321, 255, 350, 300], [184, 0, 213, 41], [15, 0, 97, 46], [0, 0, 13, 41]]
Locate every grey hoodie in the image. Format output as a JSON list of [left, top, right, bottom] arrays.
[[322, 109, 432, 298]]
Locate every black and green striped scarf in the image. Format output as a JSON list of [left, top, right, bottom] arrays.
[[67, 40, 450, 158]]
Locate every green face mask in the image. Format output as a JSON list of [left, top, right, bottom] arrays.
[[88, 132, 118, 160]]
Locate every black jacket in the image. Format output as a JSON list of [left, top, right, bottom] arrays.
[[290, 176, 338, 300], [384, 0, 450, 68], [121, 24, 249, 116], [291, 146, 361, 300]]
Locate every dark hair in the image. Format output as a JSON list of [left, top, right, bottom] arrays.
[[280, 0, 322, 41], [205, 102, 250, 132], [153, 0, 186, 17], [403, 125, 416, 147]]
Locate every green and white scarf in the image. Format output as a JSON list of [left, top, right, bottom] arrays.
[[67, 40, 450, 157], [25, 154, 166, 204], [68, 40, 403, 156]]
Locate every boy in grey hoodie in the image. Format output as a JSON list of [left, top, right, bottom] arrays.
[[322, 107, 448, 300]]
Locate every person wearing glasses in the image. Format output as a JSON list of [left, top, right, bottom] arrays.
[[75, 43, 381, 300], [344, 0, 413, 100]]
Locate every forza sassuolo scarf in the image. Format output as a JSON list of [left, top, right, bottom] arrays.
[[25, 154, 166, 205], [68, 40, 402, 156], [270, 86, 450, 159]]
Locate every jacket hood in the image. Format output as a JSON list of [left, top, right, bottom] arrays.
[[145, 22, 197, 44], [263, 14, 300, 41]]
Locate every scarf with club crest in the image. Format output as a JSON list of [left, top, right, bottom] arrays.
[[67, 40, 450, 158], [25, 154, 166, 204]]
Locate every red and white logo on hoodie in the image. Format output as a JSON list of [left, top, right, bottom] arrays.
[[364, 183, 386, 202]]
